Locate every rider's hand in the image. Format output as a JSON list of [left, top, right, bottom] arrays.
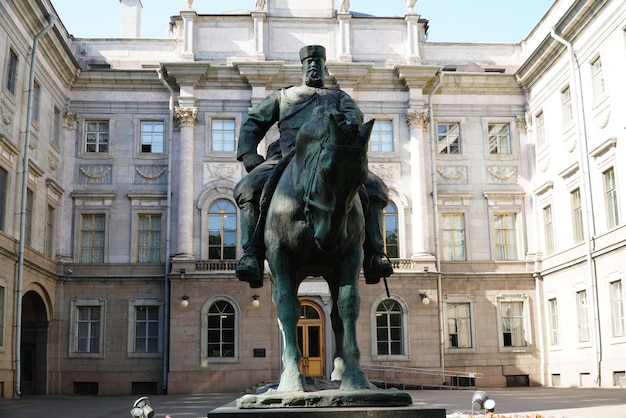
[[242, 152, 265, 173]]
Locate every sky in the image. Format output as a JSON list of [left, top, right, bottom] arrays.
[[50, 0, 554, 43]]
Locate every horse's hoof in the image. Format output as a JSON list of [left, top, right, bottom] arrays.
[[277, 371, 305, 392]]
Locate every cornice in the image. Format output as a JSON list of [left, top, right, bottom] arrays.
[[438, 73, 522, 95]]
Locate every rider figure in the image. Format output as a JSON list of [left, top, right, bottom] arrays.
[[233, 45, 393, 288]]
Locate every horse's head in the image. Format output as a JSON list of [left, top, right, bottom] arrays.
[[297, 112, 374, 253]]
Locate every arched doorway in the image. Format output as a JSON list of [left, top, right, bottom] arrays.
[[297, 301, 325, 377], [20, 291, 49, 395]]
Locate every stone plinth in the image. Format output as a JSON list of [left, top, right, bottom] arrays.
[[209, 403, 445, 417]]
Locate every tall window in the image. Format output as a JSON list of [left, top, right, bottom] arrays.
[[80, 214, 105, 263], [140, 121, 164, 153], [52, 106, 61, 146], [548, 298, 559, 345], [0, 286, 4, 346], [76, 306, 101, 353], [603, 168, 619, 229], [561, 86, 573, 126], [0, 167, 6, 231], [134, 306, 159, 353], [208, 200, 236, 260], [501, 301, 526, 347], [442, 213, 466, 261], [535, 111, 546, 148], [32, 81, 41, 123], [5, 48, 18, 95], [437, 123, 461, 154], [207, 301, 235, 358], [576, 290, 590, 343], [543, 205, 555, 255], [375, 299, 403, 355], [138, 214, 161, 263], [25, 189, 33, 247], [85, 121, 109, 153], [370, 120, 393, 152], [610, 280, 624, 338], [447, 302, 472, 348], [383, 202, 399, 258], [488, 123, 511, 154], [45, 204, 55, 258], [494, 213, 517, 261], [211, 119, 236, 152], [591, 56, 605, 99], [571, 188, 584, 243]]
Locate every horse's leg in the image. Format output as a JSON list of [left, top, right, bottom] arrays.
[[273, 273, 305, 392], [327, 276, 346, 382]]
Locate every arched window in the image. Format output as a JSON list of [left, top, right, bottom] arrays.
[[207, 300, 235, 358], [383, 202, 399, 258], [375, 299, 404, 355], [208, 199, 237, 260]]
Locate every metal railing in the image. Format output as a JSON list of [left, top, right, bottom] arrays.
[[361, 364, 482, 390]]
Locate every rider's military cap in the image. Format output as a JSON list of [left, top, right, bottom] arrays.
[[299, 45, 326, 62]]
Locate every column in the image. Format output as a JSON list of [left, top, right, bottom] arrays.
[[174, 106, 197, 259], [406, 108, 432, 260], [58, 111, 79, 263]]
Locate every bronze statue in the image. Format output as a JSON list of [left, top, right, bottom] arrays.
[[234, 45, 393, 290]]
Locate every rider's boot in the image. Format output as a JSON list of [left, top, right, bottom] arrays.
[[235, 202, 264, 288], [363, 198, 394, 285]]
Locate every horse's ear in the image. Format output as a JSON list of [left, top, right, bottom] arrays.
[[360, 119, 375, 144]]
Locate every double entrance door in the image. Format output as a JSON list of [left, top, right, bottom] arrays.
[[297, 301, 324, 377]]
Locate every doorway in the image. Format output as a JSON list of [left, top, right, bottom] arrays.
[[20, 291, 49, 395], [297, 301, 324, 377]]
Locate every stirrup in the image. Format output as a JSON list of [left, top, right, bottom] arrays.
[[364, 253, 393, 285], [236, 255, 264, 288]]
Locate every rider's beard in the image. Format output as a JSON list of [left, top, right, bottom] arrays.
[[305, 75, 324, 88]]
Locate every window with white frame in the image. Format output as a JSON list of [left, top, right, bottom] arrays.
[[52, 106, 61, 146], [370, 120, 393, 152], [32, 80, 41, 124], [140, 121, 164, 153], [208, 199, 237, 260], [591, 56, 605, 100], [488, 123, 511, 154], [535, 111, 546, 148], [383, 202, 399, 258], [70, 298, 105, 357], [0, 167, 6, 231], [0, 286, 4, 347], [133, 305, 160, 354], [571, 188, 584, 244], [561, 86, 573, 126], [375, 299, 404, 355], [543, 205, 555, 255], [85, 120, 109, 153], [603, 168, 619, 229], [610, 280, 625, 338], [499, 299, 528, 348], [442, 213, 466, 261], [211, 119, 236, 152], [446, 302, 472, 348], [137, 214, 162, 263], [45, 204, 55, 258], [80, 213, 105, 263], [548, 298, 560, 346], [25, 189, 33, 247], [207, 300, 236, 358], [494, 213, 517, 261], [437, 122, 461, 154], [5, 48, 18, 95], [576, 290, 590, 343]]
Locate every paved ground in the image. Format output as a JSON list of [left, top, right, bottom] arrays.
[[0, 387, 625, 417]]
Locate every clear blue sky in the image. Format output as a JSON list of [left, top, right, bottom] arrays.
[[51, 0, 554, 43]]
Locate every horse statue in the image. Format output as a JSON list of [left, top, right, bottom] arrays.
[[263, 107, 375, 392]]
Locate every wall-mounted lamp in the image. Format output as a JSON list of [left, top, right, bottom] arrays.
[[419, 293, 431, 305], [180, 295, 189, 308], [471, 390, 495, 414], [423, 266, 429, 272], [252, 294, 260, 308]]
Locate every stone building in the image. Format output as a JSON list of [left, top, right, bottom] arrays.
[[0, 0, 624, 397]]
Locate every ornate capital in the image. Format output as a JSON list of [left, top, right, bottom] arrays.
[[175, 107, 198, 128], [516, 115, 527, 134], [406, 109, 429, 129], [63, 111, 78, 130]]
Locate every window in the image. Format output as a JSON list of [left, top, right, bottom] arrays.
[[211, 119, 236, 152], [447, 302, 472, 348], [576, 290, 590, 343], [0, 167, 6, 231], [494, 213, 517, 261], [85, 121, 109, 153], [501, 301, 527, 347], [610, 280, 624, 338], [370, 120, 393, 152], [603, 168, 619, 229], [543, 205, 555, 255], [207, 300, 236, 358], [383, 202, 399, 258], [561, 86, 573, 126], [535, 111, 545, 148], [45, 204, 55, 258], [375, 299, 404, 355], [437, 123, 461, 154], [140, 121, 164, 153], [134, 305, 159, 353], [25, 189, 33, 247], [208, 200, 236, 260], [32, 81, 41, 123], [138, 214, 161, 263], [488, 123, 511, 154], [548, 298, 559, 345], [442, 213, 465, 261], [80, 214, 105, 263], [591, 57, 605, 100], [75, 306, 102, 353], [571, 188, 584, 243], [52, 106, 61, 146], [5, 48, 18, 95], [0, 286, 4, 346]]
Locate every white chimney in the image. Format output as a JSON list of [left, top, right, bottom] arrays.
[[120, 0, 142, 38]]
